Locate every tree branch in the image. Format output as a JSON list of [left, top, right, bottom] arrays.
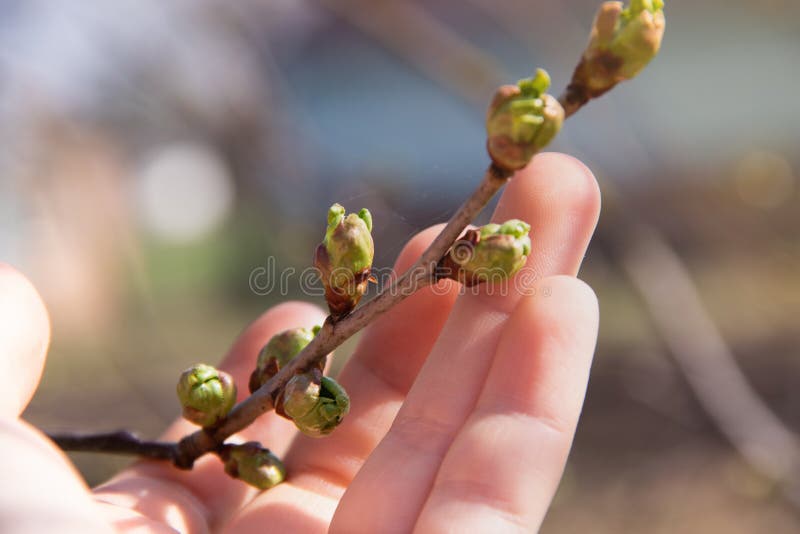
[[48, 431, 179, 462], [53, 89, 585, 469], [47, 163, 515, 468]]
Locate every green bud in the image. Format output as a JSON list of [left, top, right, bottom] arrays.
[[258, 328, 316, 369], [314, 203, 375, 319], [222, 442, 286, 490], [176, 364, 237, 427], [571, 0, 665, 98], [249, 327, 324, 393], [276, 369, 350, 438], [438, 219, 532, 287], [486, 69, 564, 171]]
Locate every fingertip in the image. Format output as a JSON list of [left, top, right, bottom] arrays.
[[513, 275, 599, 364], [564, 275, 600, 322], [500, 152, 601, 236], [0, 262, 52, 346], [547, 152, 602, 227], [514, 152, 601, 218], [501, 275, 599, 427], [0, 262, 51, 417], [0, 418, 109, 531], [518, 275, 599, 331]]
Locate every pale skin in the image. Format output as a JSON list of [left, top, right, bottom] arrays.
[[0, 153, 600, 533]]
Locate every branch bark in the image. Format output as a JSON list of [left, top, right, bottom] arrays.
[[48, 431, 178, 462]]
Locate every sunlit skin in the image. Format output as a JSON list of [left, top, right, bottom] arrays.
[[0, 153, 600, 533]]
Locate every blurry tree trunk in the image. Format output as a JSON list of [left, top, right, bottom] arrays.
[[612, 220, 800, 507]]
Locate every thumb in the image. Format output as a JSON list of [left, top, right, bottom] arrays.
[[0, 262, 51, 417]]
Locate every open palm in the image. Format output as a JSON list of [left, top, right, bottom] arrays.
[[0, 153, 600, 533]]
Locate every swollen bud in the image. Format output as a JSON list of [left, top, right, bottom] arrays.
[[486, 69, 564, 172], [176, 364, 236, 427], [249, 327, 323, 393], [221, 442, 286, 490], [276, 368, 350, 437], [314, 203, 374, 319], [438, 219, 532, 287], [569, 0, 665, 101]]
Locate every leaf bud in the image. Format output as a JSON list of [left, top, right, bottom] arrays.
[[176, 364, 236, 427], [221, 442, 286, 490], [438, 219, 532, 287], [276, 369, 350, 437], [248, 327, 323, 393], [314, 203, 375, 319], [486, 69, 564, 171], [568, 0, 665, 101]]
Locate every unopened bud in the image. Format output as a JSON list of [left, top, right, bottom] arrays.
[[438, 219, 532, 287], [222, 442, 286, 490], [314, 203, 374, 319], [249, 327, 323, 393], [276, 369, 350, 438], [486, 69, 564, 172], [176, 364, 236, 427], [570, 0, 665, 100]]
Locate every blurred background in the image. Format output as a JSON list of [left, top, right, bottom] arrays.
[[3, 0, 799, 531]]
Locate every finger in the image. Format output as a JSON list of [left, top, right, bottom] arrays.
[[226, 225, 462, 531], [414, 276, 598, 532], [331, 153, 600, 533], [0, 418, 111, 532], [95, 302, 327, 531], [480, 152, 600, 312], [0, 263, 51, 417], [0, 264, 163, 532]]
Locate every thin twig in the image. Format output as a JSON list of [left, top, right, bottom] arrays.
[[48, 431, 178, 462]]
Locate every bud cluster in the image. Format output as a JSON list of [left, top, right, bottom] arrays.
[[248, 328, 351, 437], [438, 219, 532, 287]]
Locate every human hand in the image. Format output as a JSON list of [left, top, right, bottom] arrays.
[[0, 153, 600, 533]]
